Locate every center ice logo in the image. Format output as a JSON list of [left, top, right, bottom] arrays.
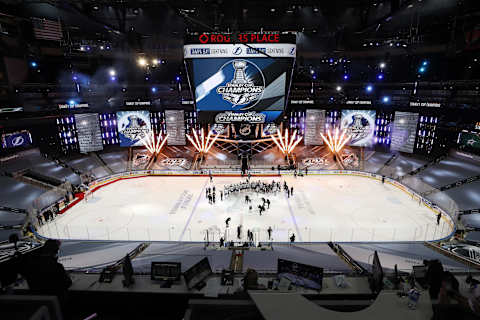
[[216, 60, 265, 109]]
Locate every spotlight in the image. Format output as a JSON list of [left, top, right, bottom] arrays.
[[121, 87, 127, 92], [379, 62, 386, 69], [30, 61, 37, 68], [109, 69, 116, 76], [72, 75, 78, 81], [313, 6, 319, 12], [422, 61, 428, 66], [176, 76, 181, 82], [133, 8, 139, 15], [310, 69, 315, 74], [138, 58, 147, 66], [382, 96, 390, 103], [419, 67, 426, 73], [377, 74, 384, 80], [110, 76, 116, 81], [100, 45, 104, 50], [312, 75, 317, 80], [270, 8, 275, 12], [336, 86, 342, 91], [151, 87, 157, 93], [86, 46, 91, 51], [145, 76, 149, 81], [80, 46, 85, 51], [68, 100, 75, 105], [152, 59, 159, 65], [343, 74, 349, 80], [92, 4, 100, 11], [366, 85, 373, 92]]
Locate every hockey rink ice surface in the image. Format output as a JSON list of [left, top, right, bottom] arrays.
[[38, 175, 453, 243]]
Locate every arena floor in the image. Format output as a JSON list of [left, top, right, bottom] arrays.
[[38, 175, 453, 243]]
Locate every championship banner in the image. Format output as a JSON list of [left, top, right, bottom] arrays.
[[391, 112, 419, 154], [1, 130, 32, 148], [75, 113, 103, 153], [116, 110, 151, 147], [340, 110, 377, 147], [165, 110, 186, 145], [305, 109, 326, 146]]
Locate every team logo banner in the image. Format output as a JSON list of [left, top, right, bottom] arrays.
[[340, 110, 377, 147], [1, 131, 32, 148], [116, 110, 151, 147]]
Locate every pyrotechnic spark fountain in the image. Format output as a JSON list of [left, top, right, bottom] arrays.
[[186, 128, 220, 154], [141, 132, 169, 155], [320, 127, 351, 153], [270, 129, 303, 154]]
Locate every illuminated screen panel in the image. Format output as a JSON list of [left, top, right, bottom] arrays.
[[185, 43, 295, 123], [305, 109, 326, 146], [165, 110, 186, 145], [340, 110, 377, 147], [75, 113, 103, 153], [391, 112, 419, 153], [116, 110, 151, 147], [192, 57, 289, 112]]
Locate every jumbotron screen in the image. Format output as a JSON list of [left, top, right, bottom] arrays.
[[184, 41, 296, 122]]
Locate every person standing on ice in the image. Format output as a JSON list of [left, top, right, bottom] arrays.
[[266, 199, 270, 209], [209, 170, 212, 182], [290, 233, 295, 243], [437, 212, 441, 225], [290, 186, 294, 196], [226, 217, 231, 228], [267, 227, 272, 240], [237, 225, 242, 239], [220, 191, 223, 201], [220, 237, 224, 247]]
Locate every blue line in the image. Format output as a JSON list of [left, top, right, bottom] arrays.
[[178, 178, 209, 241], [284, 190, 302, 242]]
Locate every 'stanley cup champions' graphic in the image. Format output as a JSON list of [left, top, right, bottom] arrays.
[[216, 60, 265, 109]]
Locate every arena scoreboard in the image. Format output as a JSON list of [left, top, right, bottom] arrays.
[[184, 32, 296, 124]]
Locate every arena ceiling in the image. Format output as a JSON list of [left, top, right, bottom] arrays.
[[3, 0, 479, 52]]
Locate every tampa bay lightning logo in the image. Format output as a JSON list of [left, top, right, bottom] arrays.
[[12, 136, 24, 146], [233, 47, 242, 55], [216, 59, 265, 110]]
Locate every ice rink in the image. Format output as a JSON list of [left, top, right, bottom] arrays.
[[38, 175, 453, 243]]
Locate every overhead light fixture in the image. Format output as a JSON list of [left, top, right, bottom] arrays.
[[138, 58, 147, 66], [336, 86, 342, 91], [379, 62, 386, 69]]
